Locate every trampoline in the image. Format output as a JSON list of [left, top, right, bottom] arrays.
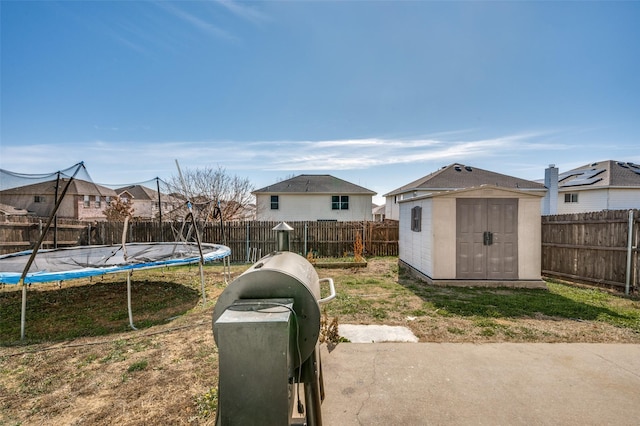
[[0, 242, 231, 285], [0, 242, 231, 339], [1, 161, 233, 340]]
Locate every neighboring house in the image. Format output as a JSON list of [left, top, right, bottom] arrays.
[[542, 160, 640, 215], [0, 178, 117, 221], [115, 185, 182, 220], [399, 184, 546, 288], [253, 174, 376, 221], [372, 204, 385, 222], [384, 163, 547, 221]]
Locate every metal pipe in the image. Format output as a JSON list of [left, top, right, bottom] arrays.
[[246, 221, 250, 263], [626, 209, 633, 295], [304, 222, 308, 257]]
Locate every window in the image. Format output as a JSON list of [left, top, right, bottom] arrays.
[[411, 206, 422, 232], [270, 195, 279, 210], [331, 195, 349, 210], [105, 196, 111, 204], [34, 195, 45, 203], [83, 195, 90, 208], [95, 195, 101, 208], [564, 193, 578, 203]]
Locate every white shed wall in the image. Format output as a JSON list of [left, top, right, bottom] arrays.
[[399, 198, 434, 277]]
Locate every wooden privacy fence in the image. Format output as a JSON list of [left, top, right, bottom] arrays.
[[542, 209, 639, 292], [5, 210, 637, 292], [0, 218, 399, 263]]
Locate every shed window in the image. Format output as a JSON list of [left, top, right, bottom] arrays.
[[411, 206, 422, 232], [564, 193, 578, 203], [83, 195, 90, 208], [270, 195, 279, 210], [332, 195, 349, 210]]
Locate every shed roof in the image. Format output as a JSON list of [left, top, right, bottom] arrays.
[[253, 174, 376, 195], [385, 163, 545, 196], [399, 184, 546, 203], [558, 160, 640, 189]]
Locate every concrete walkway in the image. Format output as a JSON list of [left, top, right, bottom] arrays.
[[320, 343, 640, 425]]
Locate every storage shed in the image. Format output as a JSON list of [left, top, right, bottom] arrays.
[[399, 185, 546, 288]]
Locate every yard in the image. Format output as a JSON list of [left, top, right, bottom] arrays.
[[1, 257, 639, 425]]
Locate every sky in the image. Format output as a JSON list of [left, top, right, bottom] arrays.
[[1, 0, 639, 204]]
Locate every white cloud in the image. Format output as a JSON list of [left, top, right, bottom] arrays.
[[0, 130, 583, 186], [155, 2, 236, 42], [214, 0, 270, 24]]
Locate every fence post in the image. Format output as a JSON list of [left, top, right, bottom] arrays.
[[246, 221, 250, 263], [304, 222, 308, 257], [626, 209, 634, 295]]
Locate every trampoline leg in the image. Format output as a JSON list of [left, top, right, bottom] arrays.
[[199, 262, 206, 305], [20, 283, 27, 340], [127, 271, 137, 330]]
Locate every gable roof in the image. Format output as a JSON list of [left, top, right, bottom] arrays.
[[558, 160, 640, 189], [384, 163, 545, 196], [253, 174, 376, 195], [115, 184, 158, 201]]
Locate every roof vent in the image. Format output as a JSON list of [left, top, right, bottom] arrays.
[[454, 166, 462, 172], [464, 166, 472, 172], [591, 163, 598, 166], [618, 162, 628, 168]]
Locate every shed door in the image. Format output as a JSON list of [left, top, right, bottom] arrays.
[[456, 198, 518, 280]]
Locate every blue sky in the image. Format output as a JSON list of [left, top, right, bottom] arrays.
[[1, 0, 639, 204]]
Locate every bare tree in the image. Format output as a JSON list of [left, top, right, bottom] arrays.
[[164, 165, 254, 221], [103, 196, 135, 222]]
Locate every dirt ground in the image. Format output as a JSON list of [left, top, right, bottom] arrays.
[[1, 258, 639, 425]]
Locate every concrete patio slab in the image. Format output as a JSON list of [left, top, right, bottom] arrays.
[[320, 343, 640, 425]]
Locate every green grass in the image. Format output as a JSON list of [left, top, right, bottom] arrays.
[[324, 258, 640, 335], [399, 279, 640, 333], [0, 267, 204, 345]]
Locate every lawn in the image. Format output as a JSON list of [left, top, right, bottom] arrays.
[[1, 257, 639, 425]]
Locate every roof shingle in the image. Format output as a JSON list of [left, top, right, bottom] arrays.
[[253, 174, 376, 195]]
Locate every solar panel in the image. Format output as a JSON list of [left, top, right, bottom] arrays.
[[558, 171, 582, 181], [562, 168, 605, 187], [626, 163, 640, 175]]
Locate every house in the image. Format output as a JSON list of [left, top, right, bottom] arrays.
[[399, 184, 546, 288], [115, 184, 183, 220], [384, 163, 547, 221], [372, 204, 385, 222], [0, 178, 117, 221], [542, 160, 640, 215], [253, 174, 376, 221]]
